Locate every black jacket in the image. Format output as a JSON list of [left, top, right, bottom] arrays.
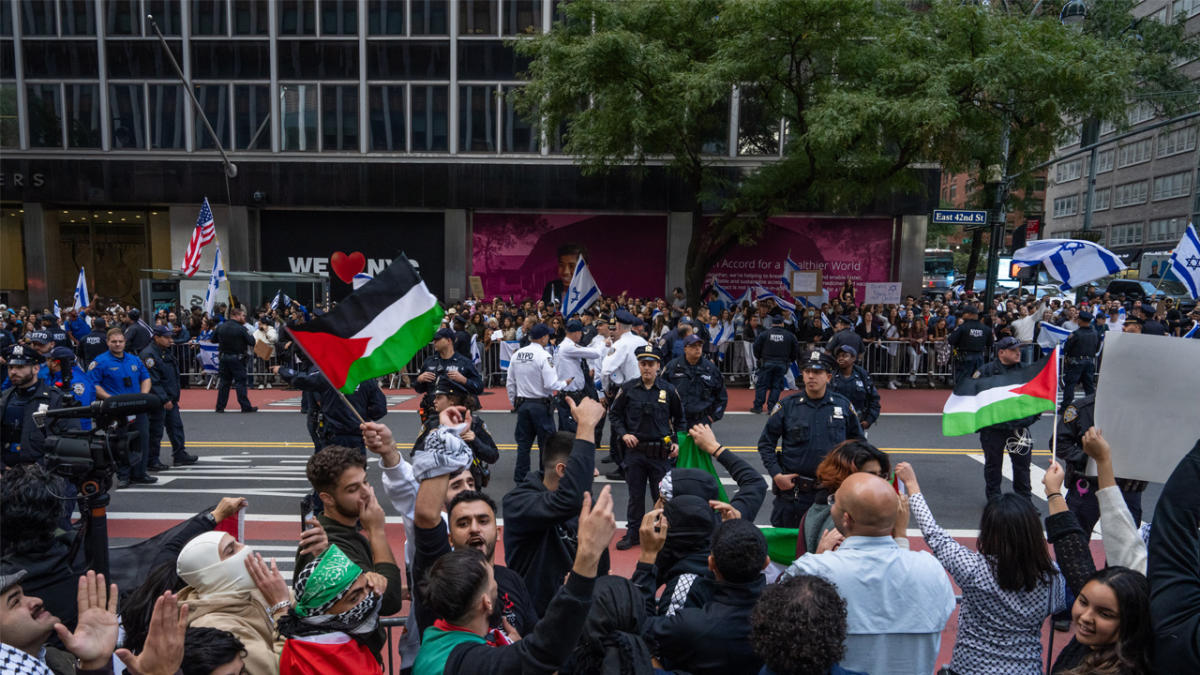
[[501, 438, 608, 616], [662, 355, 728, 425], [1, 380, 71, 467], [140, 342, 181, 403], [1150, 438, 1200, 672], [81, 330, 108, 365], [214, 319, 255, 355], [830, 364, 880, 427], [757, 390, 863, 478], [642, 576, 765, 675], [610, 378, 685, 442], [753, 326, 800, 363], [277, 367, 387, 435]]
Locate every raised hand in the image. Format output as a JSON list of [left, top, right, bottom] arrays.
[[638, 508, 669, 563], [359, 484, 387, 533], [894, 462, 919, 494], [1081, 427, 1111, 463], [688, 424, 720, 455], [709, 500, 741, 522], [245, 552, 290, 607], [55, 571, 118, 670], [211, 497, 247, 524], [361, 421, 397, 459], [1043, 459, 1065, 497], [567, 396, 605, 430], [115, 592, 188, 675], [816, 528, 844, 554], [574, 487, 617, 576], [298, 518, 329, 558]]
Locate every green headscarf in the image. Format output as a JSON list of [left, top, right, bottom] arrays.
[[293, 544, 363, 618]]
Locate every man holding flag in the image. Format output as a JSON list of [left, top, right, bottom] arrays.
[[562, 255, 600, 319], [1168, 222, 1200, 302]]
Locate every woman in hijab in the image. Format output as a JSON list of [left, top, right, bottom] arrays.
[[277, 544, 386, 674], [564, 576, 654, 675], [176, 531, 292, 674]]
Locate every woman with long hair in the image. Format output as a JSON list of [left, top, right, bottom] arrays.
[[800, 440, 897, 555], [896, 462, 1067, 674]]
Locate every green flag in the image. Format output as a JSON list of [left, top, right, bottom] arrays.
[[673, 432, 729, 503], [761, 527, 801, 565]]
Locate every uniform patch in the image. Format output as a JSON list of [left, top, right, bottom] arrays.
[[72, 382, 85, 396], [145, 357, 155, 368], [811, 351, 820, 361], [1063, 405, 1078, 423], [658, 390, 667, 403], [833, 406, 844, 419], [88, 361, 97, 371]]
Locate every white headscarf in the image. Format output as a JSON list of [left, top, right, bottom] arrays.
[[176, 531, 256, 596]]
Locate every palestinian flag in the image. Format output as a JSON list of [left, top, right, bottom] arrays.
[[942, 347, 1058, 436], [288, 255, 442, 394]]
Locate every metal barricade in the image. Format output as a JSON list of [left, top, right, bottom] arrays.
[[482, 341, 505, 386], [858, 339, 952, 383], [380, 616, 407, 675]]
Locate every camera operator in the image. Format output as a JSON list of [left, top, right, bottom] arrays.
[[90, 328, 156, 488], [44, 345, 96, 418], [2, 344, 72, 468]]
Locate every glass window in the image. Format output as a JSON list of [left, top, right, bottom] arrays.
[[321, 85, 358, 150], [1, 39, 14, 78], [368, 0, 405, 34], [457, 41, 528, 80], [411, 84, 448, 151], [1055, 159, 1082, 183], [109, 84, 145, 149], [65, 83, 100, 147], [192, 41, 269, 79], [411, 0, 448, 34], [1158, 126, 1197, 157], [700, 95, 730, 156], [503, 0, 542, 35], [26, 83, 62, 147], [459, 85, 496, 152], [107, 39, 183, 78], [234, 84, 269, 150], [368, 41, 451, 79], [278, 40, 358, 78], [191, 0, 226, 35], [1113, 181, 1148, 208], [0, 0, 11, 35], [23, 40, 98, 77], [502, 86, 536, 153], [459, 0, 496, 35], [1152, 171, 1192, 201], [194, 84, 231, 150], [1148, 217, 1184, 243], [1127, 101, 1155, 126], [0, 84, 18, 147], [369, 85, 406, 151], [737, 86, 780, 156], [1117, 138, 1152, 168], [232, 0, 269, 35], [1053, 195, 1079, 218], [1091, 149, 1114, 174], [144, 0, 181, 35], [20, 0, 56, 35], [105, 0, 139, 35], [148, 84, 184, 149], [322, 0, 357, 35], [280, 84, 318, 151], [278, 0, 316, 35], [1109, 223, 1143, 246], [1093, 188, 1111, 212]]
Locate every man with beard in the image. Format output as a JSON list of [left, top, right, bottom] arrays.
[[293, 446, 404, 662], [411, 406, 537, 639]]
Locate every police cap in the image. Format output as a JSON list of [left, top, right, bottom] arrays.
[[635, 345, 661, 362], [92, 317, 106, 330], [1123, 315, 1143, 326], [433, 377, 471, 399], [128, 308, 140, 320], [835, 315, 851, 326], [836, 344, 858, 357], [152, 325, 172, 337], [530, 323, 553, 340], [49, 346, 76, 363], [565, 319, 584, 333], [801, 349, 837, 372], [27, 329, 51, 344], [4, 344, 43, 366], [434, 326, 456, 341], [614, 309, 637, 325], [1077, 311, 1093, 323], [995, 336, 1021, 351], [683, 333, 703, 346], [632, 316, 646, 328]]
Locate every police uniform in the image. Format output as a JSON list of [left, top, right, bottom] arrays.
[[975, 337, 1041, 501], [947, 311, 992, 385], [506, 324, 566, 484], [80, 324, 109, 366], [600, 310, 648, 474], [609, 345, 685, 546], [554, 320, 607, 431], [141, 327, 196, 468], [213, 316, 257, 412], [757, 350, 863, 527], [829, 345, 880, 430], [662, 335, 728, 428], [90, 345, 154, 483], [41, 346, 95, 431], [1, 345, 70, 467], [123, 310, 153, 355], [752, 324, 800, 413], [1061, 313, 1099, 412], [277, 365, 388, 454], [413, 377, 499, 487], [413, 327, 484, 423], [1057, 395, 1146, 536]]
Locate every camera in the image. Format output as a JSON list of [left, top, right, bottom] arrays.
[[36, 394, 160, 494]]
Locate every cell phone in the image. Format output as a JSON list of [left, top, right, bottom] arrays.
[[300, 495, 316, 532]]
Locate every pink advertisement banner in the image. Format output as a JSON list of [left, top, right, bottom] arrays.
[[705, 216, 894, 305], [472, 213, 669, 301]]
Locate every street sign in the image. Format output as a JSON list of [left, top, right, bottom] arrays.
[[932, 209, 989, 227]]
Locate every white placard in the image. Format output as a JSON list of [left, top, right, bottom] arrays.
[[1091, 331, 1200, 482], [863, 282, 902, 305], [789, 269, 822, 295]]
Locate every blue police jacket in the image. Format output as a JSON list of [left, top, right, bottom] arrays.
[[88, 350, 149, 397]]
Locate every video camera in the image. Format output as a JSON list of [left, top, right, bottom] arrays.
[[34, 393, 161, 493]]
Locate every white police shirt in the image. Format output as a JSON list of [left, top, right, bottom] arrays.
[[506, 342, 567, 405], [555, 337, 606, 393], [600, 330, 648, 388]]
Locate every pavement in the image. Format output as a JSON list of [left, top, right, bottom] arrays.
[[97, 384, 1151, 672]]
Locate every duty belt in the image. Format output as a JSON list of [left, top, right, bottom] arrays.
[[515, 396, 553, 406], [1066, 356, 1095, 363], [772, 472, 819, 501], [632, 438, 671, 460]]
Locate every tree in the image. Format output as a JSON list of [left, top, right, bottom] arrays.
[[515, 0, 1199, 308]]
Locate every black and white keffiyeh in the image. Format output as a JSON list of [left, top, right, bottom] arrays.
[[0, 644, 50, 675]]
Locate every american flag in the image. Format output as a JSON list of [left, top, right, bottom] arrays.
[[181, 197, 216, 277]]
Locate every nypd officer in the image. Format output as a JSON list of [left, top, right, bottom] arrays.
[[600, 309, 649, 478], [948, 304, 992, 385], [554, 319, 606, 432], [413, 326, 483, 425], [44, 346, 95, 431], [90, 328, 156, 487], [123, 308, 153, 354], [1057, 394, 1146, 536], [975, 336, 1043, 502], [80, 317, 109, 366], [1061, 310, 1099, 412], [757, 349, 863, 527], [142, 325, 198, 469], [1, 345, 70, 467], [830, 345, 881, 433], [609, 344, 685, 550], [213, 307, 258, 413], [663, 333, 728, 428], [506, 323, 566, 484], [751, 319, 800, 414], [273, 363, 387, 454]]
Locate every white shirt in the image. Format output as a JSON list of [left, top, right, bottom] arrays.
[[1009, 301, 1045, 342], [601, 330, 648, 388], [506, 342, 567, 404], [555, 337, 606, 392]]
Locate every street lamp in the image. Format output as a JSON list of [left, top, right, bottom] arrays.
[[1060, 0, 1087, 27]]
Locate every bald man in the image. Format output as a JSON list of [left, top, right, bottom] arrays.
[[783, 474, 954, 675]]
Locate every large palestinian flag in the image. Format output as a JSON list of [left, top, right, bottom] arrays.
[[289, 255, 442, 394], [942, 349, 1058, 436]]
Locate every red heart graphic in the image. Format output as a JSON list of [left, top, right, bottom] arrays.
[[330, 251, 366, 284]]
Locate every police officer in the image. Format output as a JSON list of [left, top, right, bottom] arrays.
[[609, 344, 685, 550], [506, 323, 566, 484], [554, 319, 606, 431], [80, 317, 109, 366], [413, 326, 483, 425], [947, 304, 992, 385], [975, 336, 1042, 502], [757, 349, 863, 527], [213, 307, 258, 413], [1061, 310, 1099, 412], [600, 309, 648, 477], [751, 320, 800, 414], [26, 329, 55, 359], [43, 346, 95, 431], [90, 328, 156, 487], [413, 376, 499, 487], [123, 308, 153, 355], [273, 363, 387, 454], [824, 316, 863, 357], [142, 325, 197, 469], [663, 333, 727, 428], [1057, 394, 1146, 536], [1, 345, 70, 467], [830, 345, 881, 433]]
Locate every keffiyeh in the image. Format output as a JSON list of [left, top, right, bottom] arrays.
[[413, 426, 473, 482], [278, 544, 381, 639]]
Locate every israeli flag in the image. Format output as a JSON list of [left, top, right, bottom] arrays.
[[469, 333, 481, 367], [499, 340, 521, 370], [562, 255, 601, 318], [795, 294, 830, 330], [711, 280, 736, 306], [203, 244, 225, 317], [781, 255, 801, 290], [53, 299, 61, 319], [1012, 239, 1127, 291], [1037, 322, 1074, 354], [198, 341, 220, 373], [270, 289, 292, 310], [734, 286, 753, 307], [1168, 222, 1200, 300], [753, 285, 796, 312], [1184, 321, 1199, 339], [352, 273, 373, 290], [73, 267, 89, 311]]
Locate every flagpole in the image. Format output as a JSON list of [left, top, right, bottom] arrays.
[[1050, 344, 1060, 464], [281, 325, 368, 426]]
